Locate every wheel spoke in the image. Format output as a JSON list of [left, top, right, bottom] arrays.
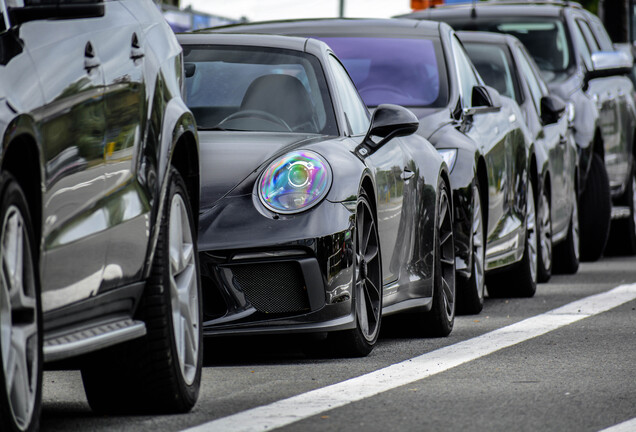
[[438, 197, 448, 229], [442, 277, 454, 303], [364, 244, 379, 263], [357, 281, 369, 336], [356, 205, 365, 248], [439, 229, 453, 247]]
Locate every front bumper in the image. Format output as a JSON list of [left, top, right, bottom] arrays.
[[198, 195, 358, 336]]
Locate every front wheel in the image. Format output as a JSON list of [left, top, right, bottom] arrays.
[[488, 181, 537, 298], [82, 167, 202, 414], [607, 157, 636, 255], [456, 181, 485, 315], [536, 182, 552, 282], [579, 153, 610, 261], [422, 179, 455, 336], [332, 191, 382, 357], [0, 174, 42, 432], [554, 186, 580, 274]]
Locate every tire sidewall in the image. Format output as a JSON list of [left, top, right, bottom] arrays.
[[0, 174, 42, 432]]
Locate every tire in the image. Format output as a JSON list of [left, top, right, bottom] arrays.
[[332, 191, 382, 357], [536, 182, 552, 282], [0, 173, 42, 432], [422, 179, 455, 336], [456, 181, 485, 315], [607, 158, 636, 255], [488, 181, 537, 298], [82, 167, 202, 414], [579, 153, 611, 261], [553, 186, 580, 274]]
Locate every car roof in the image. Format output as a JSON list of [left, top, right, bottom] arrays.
[[177, 32, 314, 53], [208, 18, 442, 39], [455, 30, 518, 46], [401, 1, 570, 20]]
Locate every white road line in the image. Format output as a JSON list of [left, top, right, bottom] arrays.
[[183, 284, 636, 432], [598, 418, 636, 432]]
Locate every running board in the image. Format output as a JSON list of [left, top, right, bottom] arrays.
[[44, 319, 146, 362], [611, 206, 631, 220]]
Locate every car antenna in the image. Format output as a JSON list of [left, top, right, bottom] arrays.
[[471, 0, 477, 18]]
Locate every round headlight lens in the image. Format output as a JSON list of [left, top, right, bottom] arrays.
[[259, 150, 332, 214]]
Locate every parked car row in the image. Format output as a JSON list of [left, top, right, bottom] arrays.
[[1, 0, 634, 431]]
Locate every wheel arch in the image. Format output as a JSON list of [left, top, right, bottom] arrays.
[[476, 155, 488, 229], [170, 129, 199, 230], [1, 131, 43, 259]]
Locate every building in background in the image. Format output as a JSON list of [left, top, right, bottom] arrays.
[[154, 0, 241, 32]]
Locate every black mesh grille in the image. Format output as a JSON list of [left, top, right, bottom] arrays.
[[231, 262, 309, 313]]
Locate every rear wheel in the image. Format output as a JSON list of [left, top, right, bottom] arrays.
[[488, 181, 537, 298], [0, 174, 42, 432], [332, 191, 382, 357], [554, 186, 580, 274], [536, 183, 552, 282], [580, 153, 610, 261], [457, 181, 484, 315], [422, 179, 455, 336], [82, 167, 202, 414]]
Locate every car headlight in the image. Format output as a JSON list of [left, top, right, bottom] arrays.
[[437, 149, 458, 172], [258, 150, 332, 214]]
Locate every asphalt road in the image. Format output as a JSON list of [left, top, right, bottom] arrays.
[[41, 255, 636, 432]]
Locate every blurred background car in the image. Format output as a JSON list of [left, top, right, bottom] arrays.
[[404, 0, 636, 261], [457, 30, 580, 282], [178, 32, 456, 357], [213, 18, 540, 310], [0, 1, 201, 430]]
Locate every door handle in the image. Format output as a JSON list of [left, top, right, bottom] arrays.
[[402, 169, 415, 181], [84, 41, 100, 72], [131, 33, 144, 60]]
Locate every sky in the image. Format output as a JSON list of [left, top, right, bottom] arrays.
[[181, 0, 413, 22]]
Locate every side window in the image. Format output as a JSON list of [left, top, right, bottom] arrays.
[[516, 49, 545, 116], [328, 54, 370, 136], [577, 19, 601, 53], [0, 0, 8, 32], [451, 36, 481, 107], [570, 19, 593, 71], [587, 14, 614, 51]]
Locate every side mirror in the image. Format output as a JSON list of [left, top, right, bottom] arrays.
[[540, 94, 566, 125], [357, 104, 419, 157], [586, 51, 633, 81], [464, 85, 502, 116], [8, 1, 104, 26]]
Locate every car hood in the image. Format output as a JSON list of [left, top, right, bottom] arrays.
[[198, 131, 334, 211]]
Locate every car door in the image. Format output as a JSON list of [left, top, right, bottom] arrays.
[[450, 36, 514, 261], [515, 44, 570, 234], [575, 15, 628, 189], [327, 54, 410, 288], [90, 1, 149, 291], [20, 4, 109, 312]]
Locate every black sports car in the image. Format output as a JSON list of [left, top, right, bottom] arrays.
[[211, 19, 538, 312], [178, 33, 455, 356], [457, 31, 580, 283]]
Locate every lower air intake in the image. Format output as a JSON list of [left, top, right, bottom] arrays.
[[232, 262, 310, 313]]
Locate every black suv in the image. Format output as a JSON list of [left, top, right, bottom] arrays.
[[0, 1, 201, 430], [404, 1, 636, 260]]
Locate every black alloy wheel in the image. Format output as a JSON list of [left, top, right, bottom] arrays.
[[536, 182, 552, 282], [0, 173, 42, 432], [457, 181, 485, 315], [580, 153, 611, 261], [488, 181, 538, 298], [333, 191, 382, 357], [82, 167, 203, 414], [554, 185, 580, 273], [423, 179, 455, 336]]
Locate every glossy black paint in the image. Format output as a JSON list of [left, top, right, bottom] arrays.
[[457, 31, 578, 256], [0, 0, 198, 350], [210, 19, 535, 282], [178, 33, 449, 335], [406, 2, 636, 199]]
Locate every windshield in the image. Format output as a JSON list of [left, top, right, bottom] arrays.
[[318, 37, 448, 108], [463, 42, 519, 103], [183, 45, 338, 134], [446, 18, 573, 82]]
